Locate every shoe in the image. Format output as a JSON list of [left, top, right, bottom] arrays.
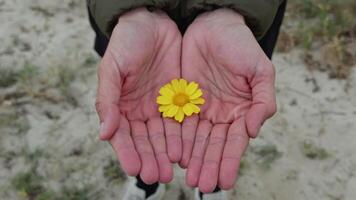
[[194, 188, 227, 200], [123, 178, 165, 200]]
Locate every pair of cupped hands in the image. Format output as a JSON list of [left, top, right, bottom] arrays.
[[96, 7, 276, 193]]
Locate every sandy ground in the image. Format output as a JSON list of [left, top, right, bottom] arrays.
[[1, 0, 356, 200]]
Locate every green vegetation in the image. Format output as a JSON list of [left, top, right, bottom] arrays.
[[11, 167, 45, 199], [165, 183, 172, 191], [16, 64, 40, 98], [10, 147, 90, 200], [301, 141, 330, 160], [0, 63, 39, 89], [12, 169, 96, 200], [0, 63, 78, 106], [30, 6, 54, 17], [282, 0, 356, 48], [23, 149, 46, 165], [83, 54, 98, 66], [11, 159, 98, 200], [253, 144, 282, 169], [56, 67, 77, 106], [17, 64, 40, 84], [103, 159, 126, 183], [238, 158, 249, 176], [36, 191, 57, 200], [0, 110, 30, 135], [59, 185, 96, 200], [0, 112, 18, 128], [278, 0, 356, 79], [11, 149, 46, 199], [0, 69, 18, 88]]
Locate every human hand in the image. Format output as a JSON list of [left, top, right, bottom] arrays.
[[95, 8, 182, 184], [180, 9, 276, 192]]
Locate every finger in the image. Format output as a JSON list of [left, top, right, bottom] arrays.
[[110, 116, 141, 176], [163, 118, 182, 163], [186, 120, 212, 187], [96, 52, 122, 140], [198, 124, 228, 193], [147, 118, 173, 183], [131, 120, 159, 184], [219, 119, 249, 190], [180, 116, 199, 168], [246, 59, 276, 138]]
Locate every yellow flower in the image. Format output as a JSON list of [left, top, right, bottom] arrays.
[[157, 79, 205, 123]]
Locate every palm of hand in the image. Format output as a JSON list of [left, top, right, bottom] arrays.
[[183, 25, 256, 124], [96, 9, 182, 184], [180, 10, 276, 192], [111, 13, 180, 120], [97, 8, 276, 191]]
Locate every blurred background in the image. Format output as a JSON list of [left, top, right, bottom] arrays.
[[0, 0, 355, 199]]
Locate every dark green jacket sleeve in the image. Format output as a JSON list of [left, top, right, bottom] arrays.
[[88, 0, 283, 40], [186, 0, 284, 40], [87, 0, 179, 38]]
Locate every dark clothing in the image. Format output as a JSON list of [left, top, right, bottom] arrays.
[[88, 8, 109, 58], [87, 0, 284, 40], [88, 0, 286, 193], [258, 0, 286, 58], [88, 1, 286, 59]]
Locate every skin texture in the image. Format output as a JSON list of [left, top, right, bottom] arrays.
[[180, 9, 277, 192], [96, 7, 276, 192], [95, 8, 182, 184]]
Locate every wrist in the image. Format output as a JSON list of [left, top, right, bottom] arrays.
[[213, 8, 245, 25], [117, 7, 169, 29], [194, 8, 246, 26]]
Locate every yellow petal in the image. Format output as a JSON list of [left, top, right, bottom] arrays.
[[185, 82, 198, 95], [190, 103, 200, 114], [190, 89, 203, 99], [166, 105, 179, 117], [159, 105, 171, 113], [182, 103, 194, 116], [178, 79, 188, 91], [174, 108, 185, 123], [163, 110, 169, 117], [165, 83, 174, 91], [190, 98, 205, 105], [162, 106, 173, 117], [159, 86, 175, 97], [157, 95, 172, 105], [171, 79, 180, 92]]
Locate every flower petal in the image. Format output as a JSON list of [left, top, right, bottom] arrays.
[[159, 105, 171, 113], [190, 98, 205, 105], [190, 103, 200, 114], [178, 79, 188, 91], [190, 89, 203, 99], [166, 105, 179, 117], [182, 103, 194, 116], [185, 82, 198, 96], [159, 86, 175, 97], [174, 107, 185, 123], [163, 110, 169, 117], [171, 79, 180, 92], [157, 95, 172, 105], [165, 83, 174, 91]]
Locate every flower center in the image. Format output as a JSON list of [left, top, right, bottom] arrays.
[[173, 93, 189, 106]]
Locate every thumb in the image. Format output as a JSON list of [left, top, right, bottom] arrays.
[[97, 103, 120, 140], [246, 59, 276, 138], [96, 52, 122, 140]]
